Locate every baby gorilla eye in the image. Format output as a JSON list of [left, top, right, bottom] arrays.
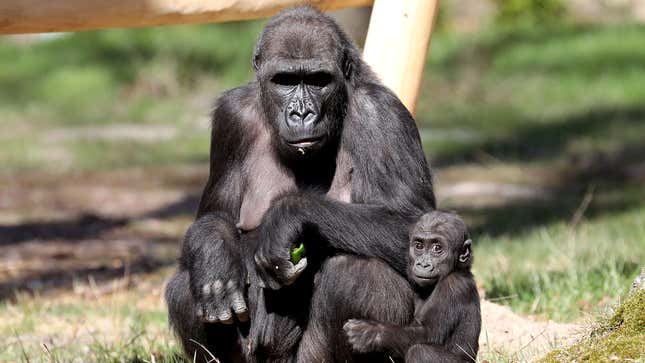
[[414, 241, 424, 250], [431, 243, 443, 253]]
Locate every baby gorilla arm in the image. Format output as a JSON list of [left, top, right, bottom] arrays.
[[343, 319, 430, 357], [343, 318, 476, 362]]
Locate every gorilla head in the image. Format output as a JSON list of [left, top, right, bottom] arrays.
[[252, 7, 354, 158], [408, 211, 472, 288]]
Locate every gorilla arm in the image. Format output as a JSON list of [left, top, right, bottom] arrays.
[[177, 86, 259, 324], [254, 84, 436, 288]]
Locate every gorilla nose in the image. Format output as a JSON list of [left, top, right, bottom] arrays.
[[287, 109, 317, 127], [416, 261, 433, 270]]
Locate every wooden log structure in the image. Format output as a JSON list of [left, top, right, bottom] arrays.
[[0, 0, 372, 35], [0, 0, 438, 113], [363, 0, 440, 114]]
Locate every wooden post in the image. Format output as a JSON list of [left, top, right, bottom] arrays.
[[0, 0, 372, 35], [363, 0, 440, 115]]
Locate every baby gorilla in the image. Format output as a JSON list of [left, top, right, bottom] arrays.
[[343, 211, 481, 362]]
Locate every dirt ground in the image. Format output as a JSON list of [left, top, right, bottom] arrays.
[[0, 166, 582, 360]]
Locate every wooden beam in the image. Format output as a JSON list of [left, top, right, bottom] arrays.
[[0, 0, 372, 35], [362, 0, 440, 115]]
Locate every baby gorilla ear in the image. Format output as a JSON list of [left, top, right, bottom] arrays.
[[458, 239, 472, 268], [342, 49, 353, 80]]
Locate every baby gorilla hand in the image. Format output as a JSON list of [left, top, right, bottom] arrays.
[[343, 319, 387, 353]]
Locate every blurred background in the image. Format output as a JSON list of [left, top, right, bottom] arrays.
[[1, 0, 644, 361]]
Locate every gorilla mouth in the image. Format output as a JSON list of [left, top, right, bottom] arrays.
[[414, 274, 436, 280], [413, 270, 438, 281], [287, 136, 324, 148], [414, 275, 438, 285]]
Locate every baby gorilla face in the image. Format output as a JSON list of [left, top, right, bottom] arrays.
[[409, 234, 452, 287], [408, 211, 472, 288]]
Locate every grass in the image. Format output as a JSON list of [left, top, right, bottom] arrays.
[[474, 203, 644, 321], [1, 15, 645, 363], [540, 289, 645, 362], [0, 271, 183, 363]]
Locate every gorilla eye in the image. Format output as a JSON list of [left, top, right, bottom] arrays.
[[305, 72, 332, 88], [414, 241, 424, 250], [271, 73, 300, 87], [431, 243, 443, 253]]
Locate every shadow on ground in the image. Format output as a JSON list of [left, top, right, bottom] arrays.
[[428, 103, 645, 236], [0, 192, 202, 301], [431, 106, 645, 167]]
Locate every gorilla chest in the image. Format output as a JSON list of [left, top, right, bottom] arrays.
[[237, 148, 352, 232]]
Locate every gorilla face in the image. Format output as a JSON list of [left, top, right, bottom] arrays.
[[409, 234, 453, 288], [408, 211, 473, 289], [253, 15, 349, 159]]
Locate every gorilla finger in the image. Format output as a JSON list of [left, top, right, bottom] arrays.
[[210, 279, 233, 324], [261, 270, 283, 290], [200, 283, 212, 299], [198, 283, 218, 322], [254, 256, 283, 289], [284, 257, 307, 285], [230, 292, 249, 322], [255, 277, 267, 288], [343, 319, 360, 332], [226, 282, 248, 319], [216, 307, 234, 325], [202, 302, 219, 323], [263, 275, 282, 290], [201, 280, 225, 323], [252, 256, 270, 287], [254, 252, 271, 271], [254, 269, 271, 289], [212, 279, 225, 296]]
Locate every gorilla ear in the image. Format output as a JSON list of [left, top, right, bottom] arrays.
[[458, 239, 472, 264], [342, 50, 353, 80], [252, 34, 263, 72], [252, 52, 261, 72]]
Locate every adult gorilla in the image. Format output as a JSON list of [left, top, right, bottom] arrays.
[[165, 6, 436, 363]]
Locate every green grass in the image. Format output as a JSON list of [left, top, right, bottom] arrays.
[[474, 203, 645, 321], [418, 24, 645, 162], [0, 275, 184, 363], [0, 301, 179, 362]]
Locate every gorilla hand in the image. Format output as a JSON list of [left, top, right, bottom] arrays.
[[183, 215, 249, 324], [343, 319, 389, 353], [254, 198, 309, 289]]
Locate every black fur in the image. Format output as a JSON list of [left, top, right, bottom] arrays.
[[343, 211, 481, 362], [165, 6, 435, 362]]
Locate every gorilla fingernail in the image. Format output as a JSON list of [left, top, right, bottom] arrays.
[[201, 284, 212, 296], [218, 311, 233, 324], [236, 311, 249, 323], [233, 305, 248, 314]]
